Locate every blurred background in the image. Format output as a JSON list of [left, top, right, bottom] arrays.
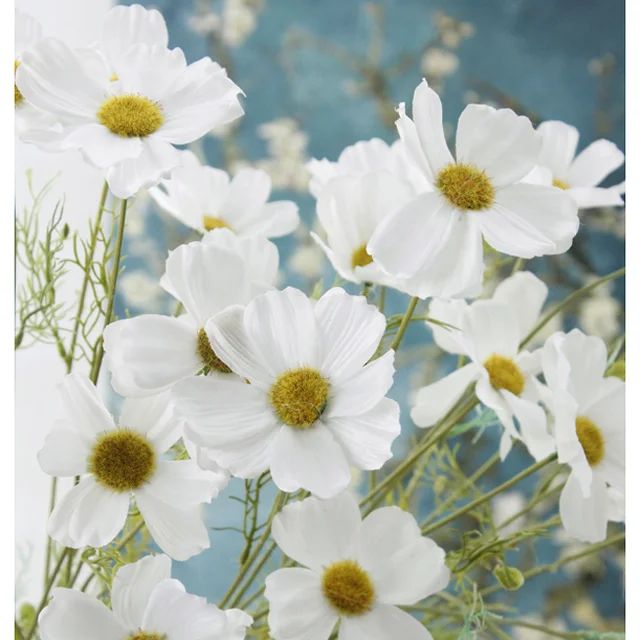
[[16, 0, 625, 637]]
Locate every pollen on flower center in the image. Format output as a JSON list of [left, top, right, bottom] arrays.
[[436, 163, 495, 211], [322, 560, 376, 616], [575, 416, 605, 467], [97, 94, 164, 138], [553, 178, 570, 190], [483, 354, 525, 396], [126, 632, 167, 640], [15, 60, 24, 106], [351, 244, 374, 270], [203, 216, 232, 232], [197, 327, 232, 373], [89, 430, 156, 492], [269, 367, 329, 429]]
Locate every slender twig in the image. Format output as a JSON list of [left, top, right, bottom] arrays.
[[389, 296, 419, 352]]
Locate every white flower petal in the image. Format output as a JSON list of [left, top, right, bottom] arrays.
[[219, 609, 253, 640], [456, 105, 540, 187], [269, 425, 351, 499], [327, 350, 395, 418], [217, 168, 271, 228], [339, 604, 433, 640], [265, 568, 338, 640], [163, 241, 249, 326], [568, 186, 625, 209], [62, 123, 142, 169], [567, 139, 625, 188], [141, 579, 228, 639], [325, 398, 400, 471], [355, 507, 450, 605], [38, 588, 126, 640], [272, 493, 362, 571], [537, 120, 580, 179], [411, 79, 454, 176], [480, 184, 579, 258], [144, 460, 220, 508], [38, 425, 90, 477], [411, 363, 479, 428], [135, 492, 210, 561], [15, 9, 44, 56], [427, 298, 468, 355], [559, 472, 608, 543], [111, 554, 172, 631], [314, 288, 386, 381], [59, 372, 116, 437], [103, 315, 201, 397], [238, 201, 300, 238], [492, 271, 548, 340], [464, 300, 520, 362], [395, 102, 436, 184], [48, 477, 129, 548]]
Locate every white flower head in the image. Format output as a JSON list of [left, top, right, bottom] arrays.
[[38, 554, 252, 639], [265, 492, 449, 640], [38, 374, 226, 560], [149, 150, 299, 238], [532, 120, 625, 209], [310, 171, 415, 287], [16, 25, 244, 198], [172, 287, 401, 498], [368, 80, 579, 299], [306, 137, 427, 198], [412, 271, 556, 461], [541, 329, 625, 542], [104, 238, 267, 398]]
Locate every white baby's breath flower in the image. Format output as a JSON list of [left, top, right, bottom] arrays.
[[413, 272, 556, 461], [579, 295, 621, 341], [39, 554, 252, 639], [368, 81, 579, 300], [491, 492, 527, 536], [17, 23, 244, 198], [150, 150, 299, 238], [222, 0, 263, 47], [119, 271, 166, 313], [421, 48, 459, 78], [265, 492, 449, 640], [288, 243, 325, 280], [172, 287, 401, 498], [540, 329, 625, 542], [38, 374, 225, 560]]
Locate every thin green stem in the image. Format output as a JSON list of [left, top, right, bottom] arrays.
[[520, 267, 625, 348], [499, 619, 577, 639], [230, 540, 279, 608], [89, 196, 128, 384], [218, 491, 286, 608], [497, 482, 564, 532], [421, 454, 557, 536], [378, 285, 386, 313], [511, 257, 525, 274], [480, 530, 625, 597], [389, 296, 419, 352]]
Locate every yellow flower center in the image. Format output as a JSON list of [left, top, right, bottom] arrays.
[[15, 60, 24, 106], [109, 73, 119, 82], [575, 416, 605, 467], [203, 216, 232, 232], [553, 178, 570, 190], [97, 94, 164, 138], [322, 560, 376, 616], [483, 354, 526, 396], [197, 327, 232, 373], [89, 430, 156, 492], [436, 163, 495, 211], [269, 367, 330, 429], [126, 633, 167, 640], [351, 244, 374, 270]]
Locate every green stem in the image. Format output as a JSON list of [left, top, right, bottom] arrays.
[[497, 482, 564, 532], [230, 540, 279, 608], [389, 296, 419, 352], [520, 267, 626, 348], [218, 491, 286, 608], [89, 196, 128, 384], [421, 454, 557, 536], [378, 285, 386, 313], [500, 619, 579, 639], [480, 531, 625, 597], [511, 257, 525, 274]]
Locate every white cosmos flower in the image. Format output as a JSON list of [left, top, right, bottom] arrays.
[[150, 150, 299, 238], [532, 120, 625, 209], [264, 492, 449, 640], [411, 272, 556, 461], [367, 80, 579, 299], [172, 287, 401, 498], [38, 374, 225, 560], [306, 137, 427, 198], [104, 238, 266, 397], [38, 554, 252, 640], [310, 171, 415, 287], [16, 37, 243, 198], [540, 329, 625, 543]]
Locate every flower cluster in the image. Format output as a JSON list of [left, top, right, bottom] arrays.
[[16, 4, 625, 640]]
